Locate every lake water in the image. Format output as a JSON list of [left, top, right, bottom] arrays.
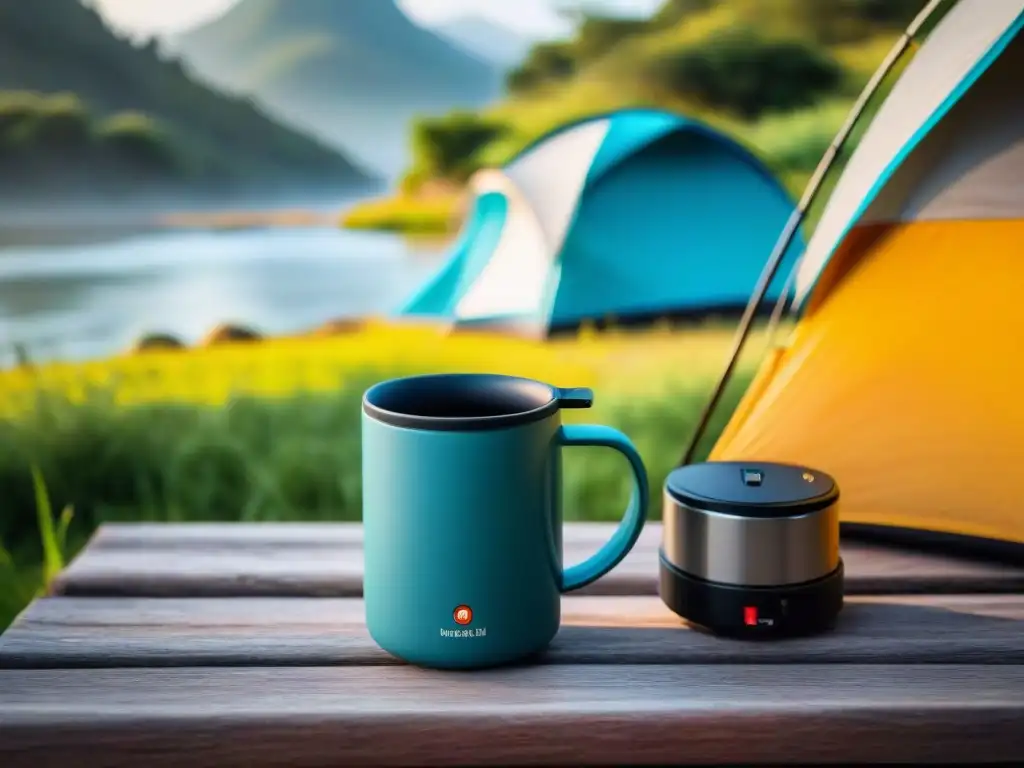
[[0, 226, 449, 366]]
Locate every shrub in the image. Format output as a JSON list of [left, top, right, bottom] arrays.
[[506, 41, 578, 93], [0, 93, 41, 139], [26, 93, 92, 148], [650, 0, 719, 28], [646, 27, 844, 119], [747, 99, 852, 176], [96, 111, 179, 172], [573, 15, 649, 61], [798, 0, 928, 43], [0, 92, 91, 152], [410, 111, 508, 181]]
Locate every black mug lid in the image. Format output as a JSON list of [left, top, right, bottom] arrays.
[[363, 373, 594, 431], [665, 461, 838, 518]]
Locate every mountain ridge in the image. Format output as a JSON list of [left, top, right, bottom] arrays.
[[171, 0, 502, 177]]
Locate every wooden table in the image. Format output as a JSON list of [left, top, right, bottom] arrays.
[[2, 522, 1024, 766]]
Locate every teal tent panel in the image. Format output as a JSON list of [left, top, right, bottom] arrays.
[[584, 110, 682, 186], [398, 245, 465, 316], [397, 109, 802, 330], [550, 130, 801, 324], [399, 191, 508, 315]]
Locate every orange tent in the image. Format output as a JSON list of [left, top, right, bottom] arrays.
[[712, 0, 1024, 545]]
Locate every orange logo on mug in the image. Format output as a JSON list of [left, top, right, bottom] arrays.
[[453, 605, 473, 625]]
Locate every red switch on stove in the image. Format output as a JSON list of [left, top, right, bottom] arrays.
[[743, 606, 758, 626]]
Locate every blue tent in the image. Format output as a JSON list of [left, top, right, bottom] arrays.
[[398, 108, 803, 334]]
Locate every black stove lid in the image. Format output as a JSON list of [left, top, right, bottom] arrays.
[[665, 461, 838, 518]]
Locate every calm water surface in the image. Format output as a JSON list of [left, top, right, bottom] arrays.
[[0, 226, 448, 366]]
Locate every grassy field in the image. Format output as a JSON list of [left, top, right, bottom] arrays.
[[0, 319, 786, 631], [341, 193, 462, 234]]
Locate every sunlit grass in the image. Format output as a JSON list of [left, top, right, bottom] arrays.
[[0, 319, 783, 413], [341, 193, 463, 233]]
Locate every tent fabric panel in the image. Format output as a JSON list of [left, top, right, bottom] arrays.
[[453, 177, 552, 322], [711, 345, 789, 457], [712, 218, 1024, 545], [395, 248, 463, 316], [398, 109, 801, 333], [549, 131, 800, 324], [793, 0, 1024, 304], [862, 30, 1024, 225], [800, 223, 891, 317], [583, 111, 682, 186], [398, 191, 508, 316], [503, 118, 610, 255]]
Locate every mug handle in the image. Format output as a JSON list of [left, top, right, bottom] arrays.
[[557, 424, 649, 592]]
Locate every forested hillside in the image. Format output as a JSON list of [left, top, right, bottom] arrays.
[[0, 0, 377, 204], [401, 0, 931, 195]]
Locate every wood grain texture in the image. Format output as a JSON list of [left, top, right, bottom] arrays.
[[53, 523, 1024, 597], [1, 665, 1022, 766], [88, 522, 367, 550], [3, 595, 1023, 669], [83, 522, 634, 552]]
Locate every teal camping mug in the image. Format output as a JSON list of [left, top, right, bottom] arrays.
[[362, 373, 649, 669]]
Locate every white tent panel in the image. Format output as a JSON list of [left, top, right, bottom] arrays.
[[504, 118, 611, 254], [793, 0, 1024, 303], [454, 172, 553, 321], [860, 33, 1024, 224]]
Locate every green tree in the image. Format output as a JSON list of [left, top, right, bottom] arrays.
[[506, 41, 577, 93], [792, 0, 928, 43], [573, 15, 649, 61], [0, 93, 91, 154], [28, 94, 92, 149], [97, 112, 179, 173], [647, 27, 844, 119], [411, 112, 508, 181], [0, 94, 44, 148], [650, 0, 719, 28]]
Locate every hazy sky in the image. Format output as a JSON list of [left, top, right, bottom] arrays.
[[91, 0, 661, 39]]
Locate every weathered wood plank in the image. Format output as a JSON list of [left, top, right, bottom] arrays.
[[89, 522, 367, 549], [54, 522, 1024, 597], [86, 522, 662, 550], [3, 595, 1023, 669], [1, 665, 1021, 766]]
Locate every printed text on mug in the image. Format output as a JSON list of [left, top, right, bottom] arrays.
[[440, 627, 488, 638]]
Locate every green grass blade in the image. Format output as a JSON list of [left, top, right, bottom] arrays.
[[56, 504, 74, 557], [31, 464, 64, 586]]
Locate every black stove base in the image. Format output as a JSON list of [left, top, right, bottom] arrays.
[[659, 552, 844, 639]]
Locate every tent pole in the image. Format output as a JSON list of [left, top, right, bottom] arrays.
[[678, 0, 949, 467], [765, 265, 797, 343]]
